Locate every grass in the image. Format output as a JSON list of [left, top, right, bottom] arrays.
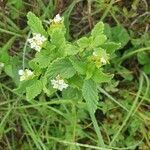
[[0, 0, 150, 149]]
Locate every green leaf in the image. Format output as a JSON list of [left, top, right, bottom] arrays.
[[67, 75, 83, 89], [64, 44, 79, 56], [4, 65, 14, 78], [41, 77, 56, 96], [111, 26, 130, 48], [137, 52, 149, 65], [29, 59, 42, 72], [48, 20, 66, 35], [0, 37, 16, 63], [77, 37, 90, 49], [14, 78, 37, 95], [62, 87, 82, 100], [101, 42, 121, 55], [26, 80, 43, 100], [70, 57, 86, 75], [92, 69, 113, 83], [4, 56, 20, 84], [91, 22, 104, 38], [33, 46, 55, 68], [82, 79, 98, 113], [104, 23, 112, 39], [86, 63, 96, 79], [50, 29, 66, 47], [143, 63, 150, 74], [27, 12, 47, 37], [8, 0, 24, 9], [46, 58, 76, 79], [91, 34, 107, 48]]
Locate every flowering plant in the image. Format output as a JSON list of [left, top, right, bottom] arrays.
[[15, 11, 121, 107], [14, 12, 120, 146]]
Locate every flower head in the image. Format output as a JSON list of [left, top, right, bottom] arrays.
[[51, 75, 68, 91], [27, 33, 46, 52], [49, 14, 62, 24], [92, 51, 108, 67], [53, 14, 62, 23], [18, 69, 34, 81]]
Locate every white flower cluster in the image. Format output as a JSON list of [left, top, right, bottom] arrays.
[[0, 62, 4, 68], [50, 14, 62, 24], [53, 14, 62, 23], [18, 69, 34, 81], [27, 33, 46, 52], [51, 75, 68, 91], [93, 52, 107, 65]]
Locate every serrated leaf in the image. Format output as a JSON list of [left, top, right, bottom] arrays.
[[26, 80, 43, 100], [91, 22, 104, 38], [46, 58, 76, 79], [101, 42, 121, 54], [92, 69, 113, 83], [86, 63, 96, 79], [91, 34, 107, 48], [64, 44, 79, 56], [29, 59, 41, 72], [70, 57, 86, 75], [77, 37, 90, 48], [33, 47, 55, 68], [48, 21, 66, 36], [27, 12, 47, 37], [33, 54, 51, 68], [82, 79, 98, 113], [67, 75, 83, 89], [50, 29, 66, 47]]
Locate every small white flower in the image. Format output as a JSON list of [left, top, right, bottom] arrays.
[[53, 14, 62, 23], [18, 69, 34, 81], [18, 69, 24, 75], [51, 75, 68, 91], [100, 57, 107, 65], [0, 62, 4, 68], [27, 33, 46, 52]]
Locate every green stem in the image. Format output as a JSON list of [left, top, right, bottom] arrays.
[[0, 27, 23, 37], [89, 110, 105, 147], [120, 47, 150, 62], [98, 87, 129, 112]]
